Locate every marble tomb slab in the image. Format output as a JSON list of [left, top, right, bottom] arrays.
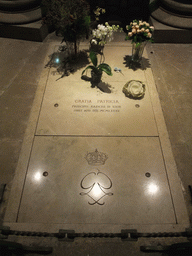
[[3, 44, 189, 231], [17, 136, 176, 225], [36, 46, 158, 136]]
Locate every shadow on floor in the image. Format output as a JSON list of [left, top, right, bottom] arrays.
[[81, 75, 113, 93], [97, 82, 113, 93], [123, 55, 151, 70], [45, 47, 89, 80]]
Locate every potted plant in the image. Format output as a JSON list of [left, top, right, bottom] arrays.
[[125, 19, 154, 62], [42, 0, 91, 56], [81, 51, 112, 87]]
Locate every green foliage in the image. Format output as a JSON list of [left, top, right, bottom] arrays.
[[98, 63, 112, 76], [82, 51, 112, 76], [42, 0, 91, 41], [90, 51, 97, 67]]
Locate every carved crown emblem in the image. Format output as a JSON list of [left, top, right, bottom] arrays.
[[85, 149, 108, 166]]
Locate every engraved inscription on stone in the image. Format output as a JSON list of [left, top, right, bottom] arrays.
[[80, 170, 113, 205], [80, 149, 113, 205], [85, 149, 108, 166], [72, 99, 121, 113]]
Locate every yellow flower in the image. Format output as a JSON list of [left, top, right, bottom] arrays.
[[102, 8, 106, 14]]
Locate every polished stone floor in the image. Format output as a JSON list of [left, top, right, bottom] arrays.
[[16, 137, 176, 224], [0, 33, 192, 255]]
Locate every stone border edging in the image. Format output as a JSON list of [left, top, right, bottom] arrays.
[[0, 0, 41, 12], [0, 8, 42, 24], [151, 6, 192, 29], [161, 0, 192, 15]]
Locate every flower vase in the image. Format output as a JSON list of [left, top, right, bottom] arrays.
[[131, 42, 147, 62], [66, 40, 80, 57], [91, 70, 102, 87]]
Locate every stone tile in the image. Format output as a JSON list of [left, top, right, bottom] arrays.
[[171, 94, 192, 156], [162, 72, 191, 95], [159, 99, 186, 145], [146, 44, 192, 144], [17, 136, 176, 225], [36, 46, 157, 136], [146, 44, 192, 143], [0, 81, 38, 139], [149, 44, 192, 94], [0, 38, 41, 96], [146, 43, 192, 222], [36, 81, 157, 136], [174, 108, 192, 149], [13, 62, 46, 85], [0, 80, 38, 99], [23, 42, 50, 65], [168, 141, 192, 220], [0, 139, 22, 184], [12, 44, 50, 86], [172, 93, 192, 110], [171, 142, 192, 183]]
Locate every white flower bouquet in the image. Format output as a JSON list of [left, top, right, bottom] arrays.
[[91, 22, 122, 46], [125, 19, 154, 47]]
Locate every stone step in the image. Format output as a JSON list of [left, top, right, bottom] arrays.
[[0, 7, 42, 24], [150, 17, 192, 43], [0, 12, 192, 43], [0, 20, 49, 42]]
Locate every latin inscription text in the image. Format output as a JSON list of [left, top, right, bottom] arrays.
[[72, 99, 121, 113]]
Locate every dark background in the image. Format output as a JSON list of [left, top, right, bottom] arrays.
[[88, 0, 150, 26]]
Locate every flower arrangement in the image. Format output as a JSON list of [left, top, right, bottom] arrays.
[[91, 22, 122, 46], [125, 19, 154, 46]]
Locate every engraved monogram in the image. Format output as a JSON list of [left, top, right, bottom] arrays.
[[80, 170, 113, 205], [80, 149, 113, 205]]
